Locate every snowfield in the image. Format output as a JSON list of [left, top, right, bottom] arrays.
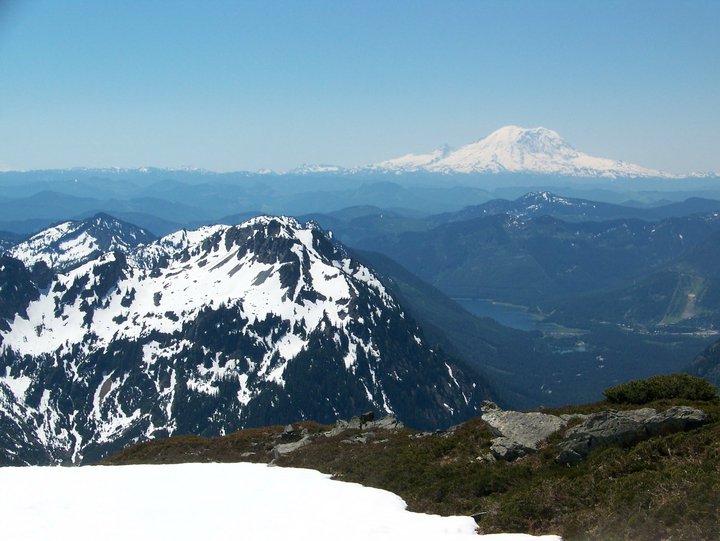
[[0, 462, 561, 540]]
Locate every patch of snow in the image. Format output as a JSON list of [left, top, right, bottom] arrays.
[[445, 362, 460, 389], [0, 463, 562, 540], [0, 370, 32, 401]]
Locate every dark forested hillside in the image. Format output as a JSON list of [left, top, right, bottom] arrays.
[[356, 212, 720, 304]]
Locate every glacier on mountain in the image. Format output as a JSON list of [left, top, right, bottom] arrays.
[[370, 126, 671, 178]]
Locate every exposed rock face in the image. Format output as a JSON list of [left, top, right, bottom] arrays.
[[271, 415, 404, 459], [487, 438, 533, 461], [481, 401, 567, 460], [0, 256, 51, 329], [324, 415, 404, 438], [273, 435, 313, 457], [479, 402, 708, 463], [556, 406, 707, 465]]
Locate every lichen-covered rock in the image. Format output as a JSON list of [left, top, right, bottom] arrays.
[[644, 406, 708, 436], [368, 415, 404, 430], [556, 406, 707, 465], [481, 401, 567, 460], [489, 437, 533, 461]]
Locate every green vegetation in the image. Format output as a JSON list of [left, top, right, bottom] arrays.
[[104, 421, 329, 465], [687, 336, 720, 386], [604, 373, 718, 404], [103, 378, 720, 541], [478, 419, 720, 540]]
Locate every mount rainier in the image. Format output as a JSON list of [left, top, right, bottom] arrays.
[[368, 126, 671, 178]]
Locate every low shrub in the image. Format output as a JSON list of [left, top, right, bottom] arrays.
[[604, 373, 718, 404]]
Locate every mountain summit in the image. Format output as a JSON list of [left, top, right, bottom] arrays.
[[371, 126, 670, 178], [8, 213, 155, 272], [0, 216, 483, 464]]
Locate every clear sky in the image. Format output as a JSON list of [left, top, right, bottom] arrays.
[[0, 0, 718, 173]]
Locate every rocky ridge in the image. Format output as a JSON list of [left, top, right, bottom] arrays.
[[8, 213, 155, 272], [271, 413, 404, 460], [0, 215, 483, 465]]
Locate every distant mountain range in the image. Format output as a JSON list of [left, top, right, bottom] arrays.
[[2, 143, 720, 239], [430, 191, 720, 224], [296, 192, 720, 248], [3, 127, 718, 183], [2, 192, 718, 463], [354, 207, 720, 308]]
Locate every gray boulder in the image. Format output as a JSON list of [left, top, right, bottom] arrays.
[[323, 415, 403, 438], [281, 424, 297, 440], [366, 415, 404, 430], [481, 401, 567, 460], [273, 434, 313, 456], [556, 406, 707, 465], [645, 406, 708, 436], [489, 437, 534, 461]]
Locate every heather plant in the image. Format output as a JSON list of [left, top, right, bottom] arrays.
[[603, 373, 718, 404]]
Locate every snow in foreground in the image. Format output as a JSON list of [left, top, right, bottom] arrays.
[[0, 462, 561, 541]]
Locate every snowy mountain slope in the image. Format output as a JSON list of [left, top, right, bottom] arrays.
[[0, 255, 52, 330], [0, 216, 483, 465], [8, 213, 155, 272], [371, 126, 671, 178]]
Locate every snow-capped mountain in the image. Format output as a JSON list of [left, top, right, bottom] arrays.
[[288, 163, 346, 175], [370, 126, 671, 178], [9, 213, 155, 272], [0, 216, 482, 465], [438, 191, 626, 224]]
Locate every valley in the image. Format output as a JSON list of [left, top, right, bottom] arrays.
[[4, 3, 719, 538], [2, 132, 720, 470], [453, 298, 542, 332], [2, 178, 719, 465]]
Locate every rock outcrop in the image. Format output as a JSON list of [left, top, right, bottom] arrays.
[[271, 415, 404, 461], [556, 406, 708, 465], [479, 401, 708, 463], [480, 401, 569, 460]]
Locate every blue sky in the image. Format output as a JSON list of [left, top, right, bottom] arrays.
[[0, 0, 718, 173]]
